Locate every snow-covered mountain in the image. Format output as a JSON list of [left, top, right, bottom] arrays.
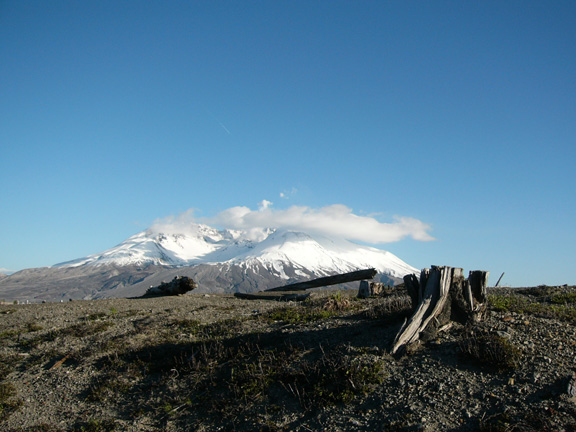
[[0, 223, 418, 301], [55, 223, 417, 280]]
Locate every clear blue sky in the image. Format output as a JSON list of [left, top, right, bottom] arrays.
[[1, 1, 575, 286]]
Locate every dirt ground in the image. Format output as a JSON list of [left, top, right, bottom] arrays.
[[1, 288, 576, 431]]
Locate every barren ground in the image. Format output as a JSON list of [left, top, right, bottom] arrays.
[[1, 286, 575, 431]]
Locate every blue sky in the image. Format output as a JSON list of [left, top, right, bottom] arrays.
[[1, 1, 575, 286]]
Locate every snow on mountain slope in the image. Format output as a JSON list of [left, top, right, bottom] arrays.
[[229, 230, 416, 278], [56, 223, 418, 280], [56, 231, 184, 267], [57, 224, 238, 267]]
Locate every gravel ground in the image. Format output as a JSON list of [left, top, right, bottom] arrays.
[[1, 287, 575, 431]]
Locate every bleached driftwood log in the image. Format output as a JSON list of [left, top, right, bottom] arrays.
[[391, 266, 488, 354]]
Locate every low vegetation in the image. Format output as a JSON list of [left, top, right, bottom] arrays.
[[83, 299, 386, 429], [263, 292, 363, 324], [459, 328, 522, 370], [0, 354, 22, 421], [489, 286, 576, 323]]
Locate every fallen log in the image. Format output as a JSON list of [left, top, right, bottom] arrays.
[[391, 266, 488, 354], [265, 268, 377, 292], [143, 276, 198, 297], [233, 292, 311, 302]]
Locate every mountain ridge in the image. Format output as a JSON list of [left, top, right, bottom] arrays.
[[55, 224, 417, 277], [0, 223, 418, 301]]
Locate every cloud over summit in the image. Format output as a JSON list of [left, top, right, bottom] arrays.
[[151, 202, 434, 244], [207, 203, 434, 243]]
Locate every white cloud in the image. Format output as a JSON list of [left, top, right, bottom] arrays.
[[149, 202, 434, 244], [280, 187, 298, 199], [149, 209, 200, 235], [259, 200, 273, 210], [207, 203, 434, 243]]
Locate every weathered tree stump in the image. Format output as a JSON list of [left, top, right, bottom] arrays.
[[357, 281, 396, 298], [391, 266, 488, 354], [358, 281, 372, 299]]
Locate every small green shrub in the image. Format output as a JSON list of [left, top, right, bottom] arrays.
[[27, 322, 43, 332], [73, 418, 118, 432], [18, 423, 64, 431], [0, 354, 18, 380], [528, 303, 576, 322], [87, 375, 133, 403], [322, 291, 353, 311], [518, 286, 559, 298], [58, 321, 113, 338], [0, 321, 43, 342], [314, 357, 385, 405], [85, 312, 107, 321], [170, 318, 203, 336], [459, 332, 521, 370], [264, 306, 332, 324], [488, 295, 522, 312], [279, 346, 386, 408], [20, 321, 115, 350], [363, 295, 412, 322], [0, 381, 23, 420], [198, 318, 244, 340], [479, 409, 564, 432], [18, 335, 44, 349], [488, 294, 576, 323], [162, 402, 173, 415], [550, 292, 576, 304], [0, 329, 18, 340], [229, 359, 276, 400]]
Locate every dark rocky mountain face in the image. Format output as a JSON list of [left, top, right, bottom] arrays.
[[0, 265, 163, 302], [0, 262, 403, 302]]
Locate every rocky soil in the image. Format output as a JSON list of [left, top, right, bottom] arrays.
[[1, 286, 575, 431]]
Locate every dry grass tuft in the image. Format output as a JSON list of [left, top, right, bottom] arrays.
[[459, 328, 522, 370]]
